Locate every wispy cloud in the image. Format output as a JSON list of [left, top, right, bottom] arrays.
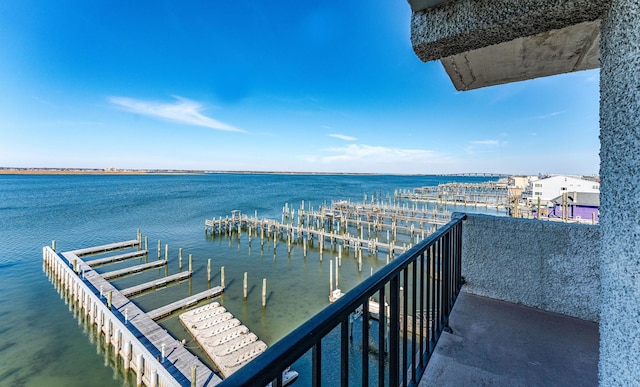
[[536, 111, 563, 120], [470, 140, 503, 146], [319, 144, 445, 164], [466, 139, 508, 155], [328, 133, 357, 141], [109, 96, 244, 132]]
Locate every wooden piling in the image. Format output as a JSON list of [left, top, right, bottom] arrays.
[[207, 258, 211, 282], [189, 254, 193, 273], [221, 267, 225, 287], [330, 260, 333, 293], [191, 366, 197, 387], [144, 236, 148, 252], [52, 240, 56, 251], [243, 272, 248, 300], [157, 240, 161, 259], [107, 291, 112, 309], [262, 278, 267, 307], [164, 244, 168, 261]]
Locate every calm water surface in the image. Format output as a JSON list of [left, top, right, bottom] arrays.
[[0, 173, 500, 386]]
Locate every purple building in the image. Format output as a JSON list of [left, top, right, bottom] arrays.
[[550, 192, 600, 222]]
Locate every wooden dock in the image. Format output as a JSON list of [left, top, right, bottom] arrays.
[[71, 239, 140, 257], [86, 250, 147, 267], [148, 286, 224, 321], [120, 271, 193, 297], [101, 260, 167, 280], [43, 240, 223, 386]]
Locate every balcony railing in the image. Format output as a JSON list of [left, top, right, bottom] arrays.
[[219, 213, 466, 387]]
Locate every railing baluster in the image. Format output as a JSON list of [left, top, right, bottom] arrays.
[[341, 316, 349, 387], [411, 260, 417, 384], [402, 269, 408, 385], [390, 276, 400, 387], [312, 341, 321, 387], [419, 252, 425, 368], [378, 288, 386, 387], [362, 301, 369, 387]]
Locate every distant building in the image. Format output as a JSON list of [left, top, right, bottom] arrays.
[[549, 192, 600, 222], [528, 175, 600, 203]]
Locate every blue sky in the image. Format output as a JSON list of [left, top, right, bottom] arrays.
[[0, 1, 600, 175]]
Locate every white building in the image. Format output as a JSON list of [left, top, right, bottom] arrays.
[[529, 175, 600, 203]]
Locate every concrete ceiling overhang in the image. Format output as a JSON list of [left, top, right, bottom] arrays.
[[408, 0, 609, 90]]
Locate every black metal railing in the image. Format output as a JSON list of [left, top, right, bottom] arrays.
[[219, 213, 466, 387]]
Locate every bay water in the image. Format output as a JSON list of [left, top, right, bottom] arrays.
[[0, 173, 500, 386]]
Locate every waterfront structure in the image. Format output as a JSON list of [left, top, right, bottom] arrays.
[[527, 175, 600, 203], [549, 192, 600, 222]]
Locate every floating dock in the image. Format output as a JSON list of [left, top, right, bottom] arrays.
[[179, 304, 268, 379]]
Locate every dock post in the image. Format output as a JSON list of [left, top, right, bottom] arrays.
[[221, 267, 225, 287], [262, 278, 267, 307], [358, 249, 362, 272], [161, 343, 165, 362], [144, 236, 148, 252], [336, 257, 339, 288], [136, 354, 143, 386], [330, 260, 333, 293], [207, 259, 211, 282], [243, 272, 248, 300], [189, 254, 193, 273], [124, 341, 132, 369], [179, 248, 183, 270], [107, 291, 112, 310], [52, 240, 56, 251], [137, 229, 141, 250], [164, 244, 168, 261], [73, 259, 78, 273], [191, 366, 197, 387], [157, 240, 161, 259]]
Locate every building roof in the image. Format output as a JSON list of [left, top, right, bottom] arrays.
[[551, 192, 600, 207]]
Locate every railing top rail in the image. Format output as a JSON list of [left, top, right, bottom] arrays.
[[219, 212, 466, 386]]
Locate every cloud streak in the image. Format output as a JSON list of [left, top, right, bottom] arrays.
[[109, 96, 244, 132], [320, 144, 446, 164], [328, 133, 357, 141]]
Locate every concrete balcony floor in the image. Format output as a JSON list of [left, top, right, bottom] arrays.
[[419, 292, 599, 386]]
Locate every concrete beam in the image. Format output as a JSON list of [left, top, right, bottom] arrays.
[[441, 20, 601, 90], [410, 0, 609, 89]]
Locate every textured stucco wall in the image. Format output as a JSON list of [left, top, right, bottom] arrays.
[[410, 0, 608, 61], [461, 214, 600, 322], [599, 0, 640, 384]]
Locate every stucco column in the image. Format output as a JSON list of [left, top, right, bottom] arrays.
[[599, 0, 640, 384]]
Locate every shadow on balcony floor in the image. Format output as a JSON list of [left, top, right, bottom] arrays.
[[419, 291, 598, 386]]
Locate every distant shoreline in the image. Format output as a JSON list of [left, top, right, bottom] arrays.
[[0, 167, 509, 177]]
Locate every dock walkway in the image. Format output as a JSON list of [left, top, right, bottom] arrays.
[[102, 260, 167, 280], [86, 250, 147, 267], [120, 271, 192, 297], [148, 286, 224, 321]]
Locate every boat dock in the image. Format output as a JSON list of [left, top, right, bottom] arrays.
[[148, 286, 224, 321], [120, 271, 193, 297], [101, 260, 167, 280], [43, 239, 223, 386], [86, 250, 148, 267]]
